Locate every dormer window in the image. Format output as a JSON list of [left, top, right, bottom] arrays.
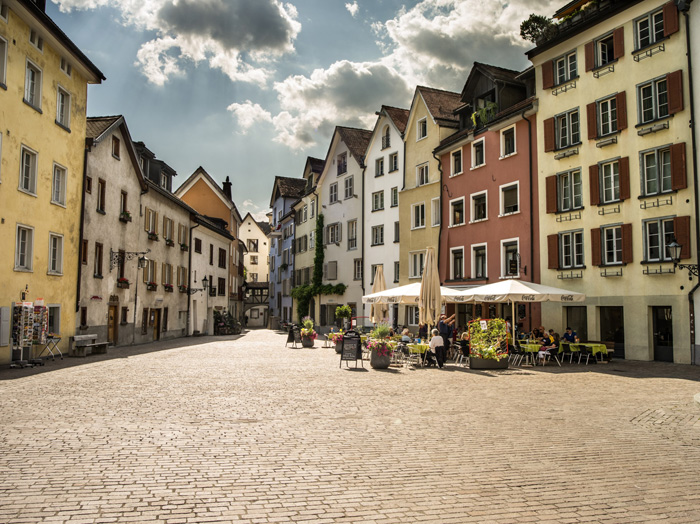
[[60, 57, 72, 77], [29, 29, 43, 51], [160, 173, 167, 189]]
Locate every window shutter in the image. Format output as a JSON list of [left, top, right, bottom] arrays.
[[337, 223, 342, 242], [621, 223, 633, 264], [546, 175, 558, 214], [547, 234, 559, 269], [291, 240, 296, 254], [674, 216, 691, 259], [670, 142, 687, 190], [587, 102, 597, 140], [616, 91, 627, 130], [323, 263, 327, 279], [542, 61, 554, 90], [667, 70, 684, 115], [591, 228, 602, 267], [543, 118, 555, 152], [619, 157, 631, 201], [323, 226, 328, 245], [584, 41, 595, 72], [143, 265, 147, 283], [663, 1, 679, 37], [154, 263, 158, 284], [155, 212, 159, 234], [589, 164, 600, 206], [613, 27, 625, 59], [162, 263, 165, 284], [144, 208, 150, 231]]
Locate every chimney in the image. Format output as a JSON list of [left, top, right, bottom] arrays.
[[222, 176, 232, 201]]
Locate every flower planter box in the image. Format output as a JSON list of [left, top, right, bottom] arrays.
[[164, 286, 174, 293], [165, 239, 175, 247], [116, 281, 130, 289], [178, 286, 188, 294], [148, 233, 159, 241], [469, 357, 508, 370], [180, 244, 189, 252], [146, 283, 158, 291], [119, 214, 132, 223]]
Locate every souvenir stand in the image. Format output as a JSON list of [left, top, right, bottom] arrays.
[[10, 301, 48, 367]]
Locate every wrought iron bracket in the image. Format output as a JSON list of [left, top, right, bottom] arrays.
[[109, 248, 150, 272]]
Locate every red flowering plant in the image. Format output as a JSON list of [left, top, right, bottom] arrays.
[[327, 329, 344, 343], [117, 277, 130, 285], [300, 316, 317, 340], [367, 322, 393, 357]]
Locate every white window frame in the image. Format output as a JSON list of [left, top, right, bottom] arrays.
[[449, 196, 465, 227], [470, 190, 488, 223], [353, 259, 362, 281], [501, 237, 520, 278], [371, 225, 384, 246], [48, 232, 63, 275], [309, 230, 315, 250], [51, 163, 67, 207], [389, 152, 399, 172], [596, 33, 615, 68], [643, 217, 674, 262], [600, 159, 620, 204], [450, 148, 463, 176], [559, 230, 585, 269], [603, 225, 623, 265], [409, 250, 425, 279], [310, 199, 316, 218], [471, 138, 486, 169], [329, 182, 338, 204], [417, 117, 427, 141], [15, 223, 34, 271], [558, 169, 583, 212], [347, 219, 357, 250], [641, 146, 672, 196], [555, 108, 580, 149], [0, 35, 7, 87], [471, 243, 488, 279], [370, 264, 382, 285], [372, 190, 384, 211], [19, 145, 38, 196], [344, 175, 354, 199], [411, 202, 426, 230], [29, 29, 43, 52], [598, 95, 618, 136], [554, 50, 577, 85], [406, 305, 419, 326], [56, 86, 71, 129], [390, 187, 398, 207], [416, 163, 429, 186], [24, 58, 42, 109], [431, 197, 440, 227], [375, 157, 384, 177], [499, 182, 519, 217], [637, 76, 669, 124], [48, 304, 61, 335], [60, 57, 72, 77], [0, 2, 8, 22], [634, 8, 664, 50], [450, 246, 464, 280], [500, 125, 517, 159], [394, 261, 400, 283]]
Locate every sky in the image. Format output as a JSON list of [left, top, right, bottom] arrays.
[[48, 0, 561, 221]]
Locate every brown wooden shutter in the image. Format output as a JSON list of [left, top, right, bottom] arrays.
[[589, 164, 600, 206], [155, 212, 159, 234], [621, 224, 633, 264], [546, 175, 558, 213], [587, 102, 597, 140], [585, 41, 595, 71], [143, 265, 147, 283], [144, 208, 150, 232], [544, 118, 555, 152], [671, 142, 687, 190], [667, 70, 684, 115], [591, 228, 602, 267], [162, 263, 165, 284], [613, 27, 625, 59], [547, 234, 559, 269], [674, 216, 691, 259], [616, 91, 627, 131], [619, 157, 630, 201], [542, 61, 554, 90], [663, 1, 679, 37]]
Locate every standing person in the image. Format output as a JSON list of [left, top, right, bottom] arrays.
[[418, 323, 428, 340], [438, 314, 455, 362], [428, 329, 445, 368]]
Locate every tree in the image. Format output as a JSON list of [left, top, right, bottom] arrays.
[[520, 14, 557, 44]]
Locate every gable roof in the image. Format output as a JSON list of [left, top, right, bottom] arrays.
[[257, 220, 272, 236], [176, 166, 234, 211], [460, 62, 524, 102], [383, 106, 410, 134], [337, 126, 372, 166], [269, 176, 307, 207], [417, 86, 461, 125], [86, 115, 121, 141], [308, 157, 325, 174]]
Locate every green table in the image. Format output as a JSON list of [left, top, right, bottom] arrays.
[[520, 343, 541, 353], [561, 343, 608, 356]]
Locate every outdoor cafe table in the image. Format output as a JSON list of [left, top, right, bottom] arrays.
[[519, 343, 541, 366], [561, 343, 608, 356]]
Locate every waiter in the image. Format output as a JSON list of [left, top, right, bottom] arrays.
[[438, 313, 455, 360]]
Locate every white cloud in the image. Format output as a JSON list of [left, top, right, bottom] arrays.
[[345, 1, 359, 17], [227, 100, 274, 132]]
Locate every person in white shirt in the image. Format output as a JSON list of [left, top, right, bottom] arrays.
[[428, 329, 445, 368]]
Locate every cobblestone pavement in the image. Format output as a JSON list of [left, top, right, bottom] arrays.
[[1, 329, 700, 524]]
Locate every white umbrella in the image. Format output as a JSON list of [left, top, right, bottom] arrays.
[[362, 283, 467, 304], [419, 247, 441, 328], [369, 265, 388, 323]]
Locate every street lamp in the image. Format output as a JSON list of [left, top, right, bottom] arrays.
[[667, 237, 699, 278], [132, 253, 150, 344], [201, 276, 209, 334]]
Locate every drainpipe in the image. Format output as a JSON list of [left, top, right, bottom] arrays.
[[76, 142, 89, 314], [432, 150, 445, 278], [522, 107, 534, 331], [360, 164, 366, 300], [680, 1, 698, 365], [187, 220, 200, 336]]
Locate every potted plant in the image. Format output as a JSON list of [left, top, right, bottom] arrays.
[[368, 322, 393, 369], [468, 318, 509, 370], [280, 262, 289, 271], [335, 305, 352, 330], [178, 284, 188, 293], [165, 238, 175, 247], [119, 210, 132, 223], [328, 328, 344, 353], [146, 281, 158, 291], [148, 231, 159, 241], [164, 283, 174, 292], [300, 316, 317, 348], [117, 277, 130, 289], [180, 243, 189, 252]]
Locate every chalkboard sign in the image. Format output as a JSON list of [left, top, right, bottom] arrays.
[[340, 330, 363, 368], [286, 325, 301, 347]]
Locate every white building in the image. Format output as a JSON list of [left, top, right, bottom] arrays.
[[240, 212, 271, 327], [362, 106, 409, 325]]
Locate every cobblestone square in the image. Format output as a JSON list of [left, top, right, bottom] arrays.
[[1, 329, 700, 523]]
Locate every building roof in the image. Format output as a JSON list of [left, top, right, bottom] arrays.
[[195, 214, 235, 241], [145, 179, 198, 216], [383, 106, 410, 134], [176, 166, 243, 222], [246, 281, 270, 290], [308, 157, 325, 174], [417, 86, 462, 125], [337, 126, 372, 166], [270, 176, 307, 207], [86, 115, 121, 141], [257, 220, 272, 235]]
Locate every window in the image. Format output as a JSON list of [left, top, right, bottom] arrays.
[[370, 264, 382, 285], [337, 152, 347, 175], [450, 198, 465, 227], [406, 306, 419, 325], [641, 146, 671, 196], [638, 77, 668, 124], [0, 36, 7, 87], [48, 305, 61, 334], [81, 307, 88, 328], [500, 183, 519, 216], [389, 152, 398, 172], [556, 109, 580, 149], [0, 3, 7, 22], [471, 192, 487, 222], [394, 221, 400, 243], [412, 203, 425, 229], [48, 164, 67, 206], [247, 239, 258, 252], [344, 176, 354, 199], [209, 244, 214, 265], [160, 173, 167, 189], [250, 255, 258, 265], [472, 244, 487, 279], [218, 248, 226, 268], [371, 225, 384, 246], [120, 191, 128, 214], [194, 238, 202, 253], [302, 205, 308, 222], [85, 176, 92, 194], [558, 169, 583, 212], [81, 239, 88, 265], [325, 261, 338, 280], [15, 225, 33, 271], [391, 187, 398, 207], [644, 218, 674, 262], [19, 146, 37, 195], [120, 306, 128, 324], [451, 150, 462, 176], [48, 233, 63, 275], [635, 9, 664, 49], [218, 278, 226, 296], [375, 157, 384, 177], [347, 219, 357, 250], [394, 261, 399, 283], [60, 57, 72, 76], [597, 34, 615, 67], [329, 182, 338, 204], [353, 259, 362, 281], [250, 273, 258, 282], [417, 118, 427, 140], [94, 242, 103, 277], [97, 179, 106, 213], [559, 230, 584, 268], [112, 136, 120, 159], [163, 217, 173, 242], [24, 60, 42, 109], [309, 230, 315, 250], [162, 263, 173, 285], [144, 259, 156, 283], [372, 191, 384, 211], [29, 29, 43, 51], [416, 164, 429, 186], [502, 240, 519, 277], [310, 199, 316, 218], [326, 223, 341, 244], [451, 247, 464, 280], [382, 126, 391, 149], [501, 126, 516, 158], [471, 139, 485, 168], [409, 251, 425, 279], [555, 51, 577, 85], [601, 160, 620, 203], [56, 87, 70, 128], [603, 225, 622, 265], [598, 96, 618, 136]]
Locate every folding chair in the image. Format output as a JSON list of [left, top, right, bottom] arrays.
[[560, 343, 573, 363], [543, 346, 561, 367]]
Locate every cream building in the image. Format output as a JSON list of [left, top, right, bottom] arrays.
[[240, 211, 272, 327], [527, 0, 696, 363]]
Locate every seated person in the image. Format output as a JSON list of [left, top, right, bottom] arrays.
[[418, 323, 428, 340], [427, 329, 445, 368], [562, 327, 578, 343], [401, 328, 412, 343], [538, 330, 558, 362]]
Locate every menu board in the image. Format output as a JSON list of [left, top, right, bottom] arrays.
[[340, 334, 362, 367]]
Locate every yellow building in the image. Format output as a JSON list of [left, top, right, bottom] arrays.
[[527, 0, 695, 362], [0, 0, 104, 363], [398, 86, 460, 326]]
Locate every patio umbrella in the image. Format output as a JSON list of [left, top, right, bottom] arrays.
[[362, 283, 469, 304], [418, 247, 441, 329], [369, 265, 388, 323]]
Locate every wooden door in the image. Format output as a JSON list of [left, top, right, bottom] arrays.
[[152, 309, 161, 341], [652, 306, 673, 362], [108, 305, 118, 345]]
